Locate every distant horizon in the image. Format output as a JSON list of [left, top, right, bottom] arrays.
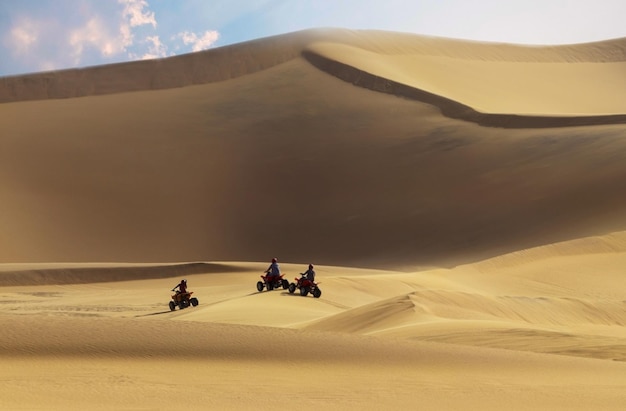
[[2, 0, 626, 77]]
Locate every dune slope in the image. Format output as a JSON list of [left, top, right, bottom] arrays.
[[1, 234, 626, 410]]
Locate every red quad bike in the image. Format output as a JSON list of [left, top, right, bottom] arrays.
[[169, 290, 199, 311], [288, 274, 322, 298], [257, 274, 289, 292]]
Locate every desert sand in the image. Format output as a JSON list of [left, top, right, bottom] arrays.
[[1, 28, 625, 410]]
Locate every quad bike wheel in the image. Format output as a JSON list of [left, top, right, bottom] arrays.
[[313, 288, 322, 298], [169, 301, 176, 311], [268, 281, 274, 291], [300, 287, 309, 297], [282, 279, 289, 289], [288, 283, 296, 294], [256, 281, 264, 292], [190, 297, 199, 307], [179, 299, 188, 309]]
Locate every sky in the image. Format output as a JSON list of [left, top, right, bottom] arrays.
[[1, 0, 626, 77]]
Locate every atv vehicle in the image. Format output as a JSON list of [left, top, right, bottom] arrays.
[[169, 291, 199, 311], [288, 274, 322, 298], [257, 273, 289, 292]]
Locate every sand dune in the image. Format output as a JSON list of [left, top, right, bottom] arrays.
[[1, 234, 626, 409], [2, 29, 626, 268], [1, 28, 626, 409]]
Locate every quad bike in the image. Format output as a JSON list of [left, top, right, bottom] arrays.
[[257, 273, 289, 292], [288, 274, 322, 298], [169, 291, 199, 311]]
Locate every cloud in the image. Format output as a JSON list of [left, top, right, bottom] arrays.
[[176, 30, 220, 52], [140, 35, 168, 59], [119, 0, 157, 49], [120, 0, 157, 28], [66, 0, 167, 65], [1, 0, 220, 75], [7, 18, 39, 55], [69, 17, 122, 63], [38, 61, 58, 72]]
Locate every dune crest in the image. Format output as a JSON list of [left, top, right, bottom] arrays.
[[0, 30, 312, 103], [3, 28, 626, 126], [302, 35, 626, 125], [0, 262, 254, 286], [470, 230, 626, 272]]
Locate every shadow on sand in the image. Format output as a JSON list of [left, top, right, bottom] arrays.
[[135, 310, 173, 317]]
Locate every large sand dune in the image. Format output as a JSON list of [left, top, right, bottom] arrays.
[[2, 28, 626, 268], [1, 28, 626, 409]]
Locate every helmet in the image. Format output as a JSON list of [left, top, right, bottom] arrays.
[[272, 258, 277, 263], [309, 264, 314, 269], [182, 279, 187, 283]]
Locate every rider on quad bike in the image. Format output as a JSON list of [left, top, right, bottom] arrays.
[[288, 264, 322, 298], [173, 279, 187, 294], [169, 279, 198, 310], [266, 258, 280, 279], [302, 264, 315, 283], [257, 258, 289, 292]]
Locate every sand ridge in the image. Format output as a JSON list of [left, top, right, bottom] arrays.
[[3, 28, 626, 121]]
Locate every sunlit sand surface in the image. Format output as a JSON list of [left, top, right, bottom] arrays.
[[1, 28, 625, 410]]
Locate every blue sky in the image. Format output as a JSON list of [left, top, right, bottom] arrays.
[[2, 0, 626, 77]]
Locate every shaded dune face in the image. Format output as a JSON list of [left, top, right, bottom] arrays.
[[1, 28, 626, 269]]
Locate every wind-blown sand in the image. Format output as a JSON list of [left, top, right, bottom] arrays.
[[1, 28, 625, 410]]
